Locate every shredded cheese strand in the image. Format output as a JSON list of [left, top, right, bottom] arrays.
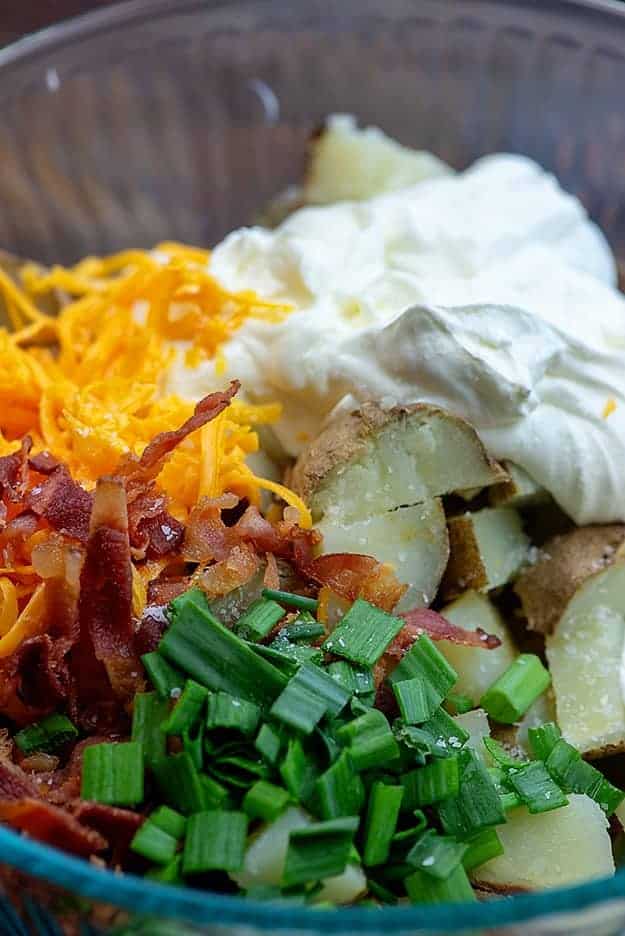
[[0, 579, 18, 638], [0, 584, 46, 658]]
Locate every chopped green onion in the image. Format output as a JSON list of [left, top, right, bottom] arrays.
[[182, 810, 248, 874], [209, 752, 270, 790], [528, 722, 562, 762], [280, 737, 319, 802], [267, 637, 324, 668], [445, 694, 475, 716], [270, 663, 350, 735], [462, 828, 504, 871], [313, 751, 365, 820], [146, 856, 183, 885], [419, 706, 470, 755], [483, 736, 527, 769], [500, 791, 523, 812], [480, 654, 550, 724], [282, 816, 359, 887], [159, 595, 287, 706], [243, 780, 290, 822], [405, 863, 476, 903], [506, 760, 568, 814], [402, 756, 460, 809], [363, 782, 403, 867], [327, 660, 374, 699], [255, 723, 283, 766], [200, 774, 231, 810], [261, 589, 319, 613], [250, 641, 300, 676], [406, 829, 467, 880], [131, 692, 169, 769], [141, 651, 184, 700], [336, 708, 399, 771], [236, 598, 285, 642], [367, 879, 398, 904], [168, 587, 209, 620], [153, 751, 214, 814], [161, 679, 208, 736], [281, 613, 325, 642], [131, 806, 186, 865], [205, 691, 261, 736], [393, 677, 441, 724], [182, 718, 205, 772], [388, 634, 457, 700], [545, 739, 625, 814], [392, 810, 428, 850], [437, 750, 505, 837], [81, 742, 144, 807], [322, 598, 404, 666], [14, 714, 78, 755]]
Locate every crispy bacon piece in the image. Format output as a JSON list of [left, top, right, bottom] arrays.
[[127, 490, 184, 560], [196, 543, 260, 599], [45, 738, 109, 806], [0, 509, 39, 566], [74, 478, 141, 713], [0, 436, 32, 503], [0, 799, 106, 857], [72, 802, 144, 860], [14, 635, 73, 712], [135, 605, 170, 655], [304, 553, 407, 612], [28, 451, 60, 475], [28, 466, 93, 543], [0, 758, 39, 800], [118, 382, 240, 485], [374, 607, 501, 690]]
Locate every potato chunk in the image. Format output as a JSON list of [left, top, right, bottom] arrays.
[[472, 795, 614, 892]]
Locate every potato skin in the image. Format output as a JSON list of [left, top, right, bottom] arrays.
[[290, 401, 505, 510], [515, 525, 625, 634], [440, 515, 488, 599]]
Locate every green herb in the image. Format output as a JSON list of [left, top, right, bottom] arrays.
[[243, 780, 290, 822], [153, 752, 215, 814], [131, 692, 169, 769], [322, 599, 404, 666], [182, 811, 248, 874], [462, 828, 504, 871], [15, 714, 78, 755], [145, 855, 183, 885], [388, 634, 457, 700], [437, 750, 505, 837], [131, 806, 186, 865], [527, 722, 562, 762], [313, 751, 365, 820], [280, 737, 319, 802], [281, 613, 325, 642], [483, 736, 527, 769], [327, 661, 374, 700], [182, 719, 205, 772], [506, 761, 568, 814], [282, 817, 359, 887], [141, 652, 184, 700], [405, 863, 476, 903], [205, 691, 261, 736], [267, 637, 324, 668], [161, 680, 208, 736], [406, 829, 467, 880], [255, 723, 283, 766], [363, 782, 404, 867], [402, 756, 460, 809], [393, 677, 441, 724], [81, 742, 144, 807], [261, 589, 319, 613], [270, 663, 350, 735], [480, 655, 550, 724], [445, 694, 475, 716], [545, 739, 625, 814], [236, 598, 285, 641], [159, 592, 287, 706], [336, 708, 399, 771]]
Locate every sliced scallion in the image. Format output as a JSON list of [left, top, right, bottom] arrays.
[[280, 737, 319, 803], [161, 680, 208, 737], [15, 714, 78, 756], [261, 589, 319, 613], [462, 828, 504, 871], [363, 782, 403, 867], [437, 750, 504, 837], [243, 780, 290, 822], [480, 655, 550, 724], [141, 651, 184, 700], [270, 663, 350, 735], [388, 634, 457, 700], [506, 760, 568, 814], [282, 816, 359, 887], [402, 756, 460, 809], [81, 741, 144, 807], [205, 691, 261, 736], [545, 739, 625, 814], [153, 751, 212, 814], [183, 810, 248, 874], [255, 723, 283, 766], [313, 751, 365, 820], [405, 863, 476, 903], [406, 829, 467, 880], [393, 677, 441, 724], [336, 708, 399, 772], [236, 598, 284, 642], [322, 599, 404, 667], [131, 692, 169, 769], [527, 722, 562, 762]]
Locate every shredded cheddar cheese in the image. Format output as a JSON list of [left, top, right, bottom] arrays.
[[0, 244, 312, 525], [603, 397, 617, 419]]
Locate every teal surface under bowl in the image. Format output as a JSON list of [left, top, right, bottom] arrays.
[[2, 0, 625, 933]]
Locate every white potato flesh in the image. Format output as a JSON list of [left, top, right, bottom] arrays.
[[314, 410, 505, 525], [438, 591, 517, 702], [490, 461, 548, 508], [546, 562, 625, 756], [516, 691, 558, 754], [454, 708, 491, 761], [231, 807, 365, 904], [444, 507, 529, 598], [317, 499, 449, 609], [304, 114, 452, 205], [473, 795, 614, 891]]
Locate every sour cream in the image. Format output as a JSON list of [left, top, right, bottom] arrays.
[[166, 148, 625, 525]]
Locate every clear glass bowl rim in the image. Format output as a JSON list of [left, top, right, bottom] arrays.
[[2, 0, 625, 929]]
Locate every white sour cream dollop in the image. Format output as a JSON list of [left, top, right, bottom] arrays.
[[166, 152, 625, 525]]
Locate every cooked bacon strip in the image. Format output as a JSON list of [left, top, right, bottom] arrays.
[[118, 382, 240, 485], [14, 635, 73, 712], [135, 605, 170, 655], [72, 801, 144, 859], [28, 451, 60, 475], [28, 466, 93, 543], [0, 510, 39, 566], [304, 553, 406, 612], [0, 799, 106, 857], [0, 436, 32, 503], [195, 543, 260, 599], [127, 490, 184, 561], [74, 478, 140, 710], [0, 758, 39, 800], [399, 607, 502, 649], [45, 737, 109, 806]]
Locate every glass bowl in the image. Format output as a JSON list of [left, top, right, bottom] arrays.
[[2, 0, 625, 932]]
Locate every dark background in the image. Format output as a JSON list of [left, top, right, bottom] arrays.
[[1, 1, 117, 46]]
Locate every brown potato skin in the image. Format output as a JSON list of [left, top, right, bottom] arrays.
[[515, 525, 625, 635], [290, 401, 505, 509], [439, 514, 488, 600]]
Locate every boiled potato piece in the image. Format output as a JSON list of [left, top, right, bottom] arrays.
[[490, 461, 549, 509], [441, 507, 529, 600], [515, 525, 625, 634], [291, 402, 506, 525], [317, 500, 449, 609], [231, 806, 366, 904], [472, 795, 614, 892], [303, 114, 452, 205], [438, 591, 517, 702], [546, 561, 625, 757]]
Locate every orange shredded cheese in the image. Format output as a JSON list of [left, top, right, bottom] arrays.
[[603, 398, 617, 419], [0, 578, 18, 638], [0, 243, 305, 520], [0, 584, 46, 658]]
